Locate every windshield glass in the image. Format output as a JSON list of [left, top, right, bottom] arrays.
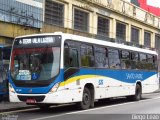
[[10, 36, 61, 82]]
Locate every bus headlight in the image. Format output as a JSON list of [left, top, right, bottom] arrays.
[[9, 83, 15, 93], [49, 83, 60, 93]]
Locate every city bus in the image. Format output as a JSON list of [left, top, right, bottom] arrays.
[[9, 32, 159, 109], [0, 46, 11, 102]]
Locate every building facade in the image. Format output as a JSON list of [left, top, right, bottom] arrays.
[[0, 0, 160, 68], [43, 0, 160, 69], [43, 0, 160, 49], [0, 0, 43, 46]]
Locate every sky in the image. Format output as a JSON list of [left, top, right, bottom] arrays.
[[147, 0, 160, 8]]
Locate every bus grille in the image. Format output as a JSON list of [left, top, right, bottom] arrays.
[[17, 95, 45, 102]]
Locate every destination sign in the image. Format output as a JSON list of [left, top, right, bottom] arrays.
[[14, 35, 61, 47], [19, 37, 55, 44]]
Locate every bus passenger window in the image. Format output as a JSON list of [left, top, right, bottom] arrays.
[[146, 54, 154, 70], [139, 53, 147, 70], [153, 55, 158, 71], [121, 50, 131, 69], [64, 47, 79, 68], [94, 46, 108, 68], [108, 48, 120, 69], [81, 44, 94, 67], [70, 49, 79, 67], [64, 47, 70, 68], [131, 52, 139, 69]]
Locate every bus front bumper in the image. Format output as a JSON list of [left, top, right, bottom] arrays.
[[9, 89, 83, 104]]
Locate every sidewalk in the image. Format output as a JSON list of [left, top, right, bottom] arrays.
[[0, 102, 35, 112]]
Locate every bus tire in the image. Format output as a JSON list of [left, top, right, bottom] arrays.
[[77, 87, 91, 110], [134, 84, 142, 101], [127, 84, 142, 101]]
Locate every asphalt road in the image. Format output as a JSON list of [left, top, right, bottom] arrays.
[[1, 93, 160, 120]]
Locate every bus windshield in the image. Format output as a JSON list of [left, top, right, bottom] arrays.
[[10, 36, 61, 84]]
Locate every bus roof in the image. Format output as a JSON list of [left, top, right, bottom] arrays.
[[15, 32, 157, 55]]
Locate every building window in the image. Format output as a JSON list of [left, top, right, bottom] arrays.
[[144, 31, 151, 47], [131, 27, 139, 46], [0, 0, 43, 28], [97, 16, 110, 37], [155, 34, 160, 49], [155, 34, 160, 70], [116, 22, 126, 42], [45, 0, 64, 26], [74, 8, 89, 32]]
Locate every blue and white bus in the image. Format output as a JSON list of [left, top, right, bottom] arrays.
[[0, 46, 11, 102], [9, 32, 159, 109]]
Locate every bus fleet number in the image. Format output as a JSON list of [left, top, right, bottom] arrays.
[[98, 79, 104, 85]]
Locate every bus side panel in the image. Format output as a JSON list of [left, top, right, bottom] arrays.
[[9, 68, 158, 104], [142, 74, 159, 93]]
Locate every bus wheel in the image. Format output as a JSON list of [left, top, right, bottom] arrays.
[[0, 95, 3, 102], [127, 84, 141, 101], [134, 84, 142, 101], [77, 87, 91, 110]]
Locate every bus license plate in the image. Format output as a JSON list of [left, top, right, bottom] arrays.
[[26, 99, 36, 103]]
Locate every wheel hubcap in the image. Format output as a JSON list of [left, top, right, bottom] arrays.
[[83, 93, 90, 105]]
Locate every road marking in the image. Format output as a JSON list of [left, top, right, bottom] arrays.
[[30, 96, 160, 120], [144, 92, 160, 95]]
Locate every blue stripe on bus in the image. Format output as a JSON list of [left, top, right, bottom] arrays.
[[76, 68, 156, 83], [9, 69, 157, 94]]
